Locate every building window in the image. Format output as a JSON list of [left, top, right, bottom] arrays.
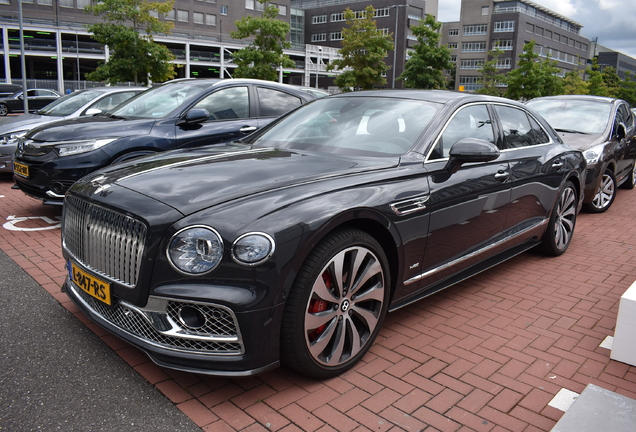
[[330, 31, 343, 41], [459, 76, 482, 90], [245, 0, 254, 9], [331, 12, 345, 22], [460, 59, 485, 69], [165, 9, 176, 20], [494, 21, 514, 32], [450, 55, 457, 63], [496, 58, 512, 69], [177, 10, 188, 22], [407, 6, 423, 20], [149, 10, 159, 17], [311, 33, 327, 42], [526, 23, 534, 33], [448, 29, 459, 36], [535, 26, 544, 36], [278, 5, 286, 15], [462, 42, 487, 52], [59, 0, 73, 7], [193, 12, 204, 24], [206, 13, 217, 25], [76, 0, 89, 9], [0, 0, 11, 4], [493, 39, 514, 50], [312, 14, 327, 24], [482, 6, 489, 15], [220, 5, 228, 15], [379, 28, 390, 36], [448, 42, 458, 49], [255, 1, 264, 11], [463, 25, 487, 35], [375, 7, 390, 17], [38, 0, 53, 5], [206, 0, 216, 3]]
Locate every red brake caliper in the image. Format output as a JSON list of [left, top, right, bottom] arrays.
[[308, 271, 332, 341]]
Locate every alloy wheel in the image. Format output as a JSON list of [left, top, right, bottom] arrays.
[[554, 185, 577, 250]]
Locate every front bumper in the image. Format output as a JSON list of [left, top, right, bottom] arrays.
[[63, 277, 283, 376]]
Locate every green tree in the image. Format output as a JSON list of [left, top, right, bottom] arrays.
[[587, 59, 612, 97], [476, 47, 505, 96], [561, 69, 588, 95], [85, 0, 177, 85], [231, 1, 295, 81], [327, 6, 394, 91], [505, 40, 563, 100], [397, 14, 453, 89], [617, 72, 636, 105]]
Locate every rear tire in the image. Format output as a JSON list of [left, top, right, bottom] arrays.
[[540, 181, 577, 256], [0, 103, 8, 116], [583, 169, 616, 213], [281, 228, 390, 378]]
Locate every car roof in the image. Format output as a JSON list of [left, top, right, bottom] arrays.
[[328, 89, 527, 107], [162, 78, 317, 95], [528, 94, 619, 104]]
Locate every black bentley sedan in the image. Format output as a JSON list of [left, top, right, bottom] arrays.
[[60, 91, 586, 378], [527, 95, 636, 213], [13, 79, 316, 204]]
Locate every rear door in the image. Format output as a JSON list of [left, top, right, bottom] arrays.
[[175, 85, 259, 148]]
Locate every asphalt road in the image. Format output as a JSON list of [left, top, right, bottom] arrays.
[[0, 249, 202, 432]]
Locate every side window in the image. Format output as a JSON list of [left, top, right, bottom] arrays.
[[617, 104, 633, 133], [194, 86, 250, 120], [430, 104, 494, 160], [26, 90, 37, 97], [494, 105, 535, 149], [257, 87, 302, 117], [90, 91, 138, 112], [527, 115, 550, 144]]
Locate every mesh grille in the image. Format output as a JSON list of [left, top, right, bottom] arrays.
[[63, 195, 147, 287], [73, 285, 243, 354]]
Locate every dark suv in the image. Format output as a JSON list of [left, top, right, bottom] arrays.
[[13, 79, 317, 204]]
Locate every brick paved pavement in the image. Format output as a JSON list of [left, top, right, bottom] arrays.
[[1, 173, 636, 432]]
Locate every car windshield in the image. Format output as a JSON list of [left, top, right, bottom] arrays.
[[110, 81, 212, 119], [37, 89, 101, 116], [252, 97, 440, 157], [527, 99, 612, 134]]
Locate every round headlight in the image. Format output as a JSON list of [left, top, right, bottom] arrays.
[[167, 226, 223, 275], [232, 233, 275, 266]]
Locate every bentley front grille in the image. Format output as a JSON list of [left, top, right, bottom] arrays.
[[63, 195, 146, 288]]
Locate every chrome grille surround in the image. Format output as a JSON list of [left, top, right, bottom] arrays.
[[69, 281, 244, 355], [63, 195, 147, 288]]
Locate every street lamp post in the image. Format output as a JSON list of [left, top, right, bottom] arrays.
[[18, 0, 28, 113]]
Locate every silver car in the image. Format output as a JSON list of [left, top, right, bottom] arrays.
[[0, 86, 146, 172]]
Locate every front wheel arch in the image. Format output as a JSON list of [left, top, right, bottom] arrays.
[[109, 150, 158, 165]]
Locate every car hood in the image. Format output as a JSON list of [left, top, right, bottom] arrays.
[[0, 113, 64, 135], [27, 116, 156, 141], [78, 144, 399, 216], [557, 132, 606, 151]]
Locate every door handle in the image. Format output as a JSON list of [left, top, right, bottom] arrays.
[[552, 161, 564, 169], [494, 171, 509, 181], [239, 126, 257, 133]]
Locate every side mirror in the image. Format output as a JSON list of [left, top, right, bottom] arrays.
[[182, 108, 209, 124], [84, 108, 102, 116], [446, 138, 500, 174], [616, 122, 626, 140]]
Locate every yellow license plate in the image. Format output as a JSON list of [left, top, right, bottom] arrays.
[[13, 161, 29, 178], [70, 261, 112, 305]]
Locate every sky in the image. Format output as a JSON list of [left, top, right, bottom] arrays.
[[437, 0, 636, 59]]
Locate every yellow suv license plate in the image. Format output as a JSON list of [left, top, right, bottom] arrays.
[[13, 161, 29, 178], [69, 261, 112, 305]]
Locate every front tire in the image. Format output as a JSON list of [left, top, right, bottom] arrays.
[[281, 228, 390, 378], [583, 169, 616, 213], [540, 181, 577, 256], [0, 103, 8, 116]]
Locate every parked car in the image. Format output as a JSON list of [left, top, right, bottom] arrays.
[[13, 79, 317, 204], [0, 83, 23, 98], [0, 88, 61, 116], [0, 86, 146, 173], [527, 95, 636, 213], [60, 90, 585, 378]]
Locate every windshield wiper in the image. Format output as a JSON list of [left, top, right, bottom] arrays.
[[555, 128, 588, 134], [108, 114, 127, 120]]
